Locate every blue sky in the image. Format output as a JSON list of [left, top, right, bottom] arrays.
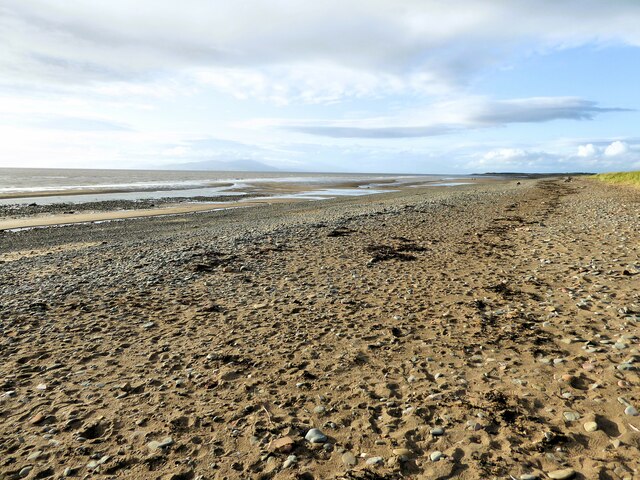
[[0, 0, 639, 173]]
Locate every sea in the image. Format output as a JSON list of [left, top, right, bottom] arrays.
[[0, 168, 470, 205]]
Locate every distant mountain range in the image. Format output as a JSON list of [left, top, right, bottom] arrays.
[[160, 159, 279, 172]]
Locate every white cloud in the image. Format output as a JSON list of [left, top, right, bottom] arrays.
[[482, 148, 527, 162], [192, 65, 445, 105], [3, 1, 640, 102], [604, 140, 629, 157], [577, 143, 597, 157], [467, 139, 639, 173]]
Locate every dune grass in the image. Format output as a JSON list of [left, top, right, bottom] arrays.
[[592, 171, 640, 187]]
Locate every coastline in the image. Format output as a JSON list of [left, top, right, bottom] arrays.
[[0, 177, 638, 479]]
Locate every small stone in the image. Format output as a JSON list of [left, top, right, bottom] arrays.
[[366, 456, 384, 466], [624, 405, 638, 416], [584, 421, 598, 432], [617, 363, 634, 371], [283, 455, 297, 469], [466, 420, 483, 431], [63, 467, 73, 477], [392, 448, 411, 457], [582, 362, 595, 371], [313, 405, 327, 415], [30, 412, 45, 425], [547, 468, 575, 479], [270, 436, 295, 453], [430, 451, 443, 462], [342, 452, 357, 466], [19, 466, 33, 477], [430, 427, 445, 436], [142, 322, 155, 329], [305, 428, 328, 443], [520, 474, 538, 480], [36, 383, 47, 391], [562, 411, 580, 422], [91, 455, 110, 468], [147, 437, 174, 452], [27, 450, 43, 461]]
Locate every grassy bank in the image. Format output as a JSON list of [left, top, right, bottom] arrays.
[[593, 171, 640, 187]]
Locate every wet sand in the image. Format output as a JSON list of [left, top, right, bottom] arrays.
[[0, 178, 638, 480], [0, 202, 260, 231]]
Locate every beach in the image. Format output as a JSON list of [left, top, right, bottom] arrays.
[[0, 177, 638, 479]]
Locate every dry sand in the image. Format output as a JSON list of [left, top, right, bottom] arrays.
[[0, 178, 638, 480]]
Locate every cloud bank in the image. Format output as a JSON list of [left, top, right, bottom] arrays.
[[0, 1, 639, 173], [3, 0, 640, 100], [281, 97, 628, 139]]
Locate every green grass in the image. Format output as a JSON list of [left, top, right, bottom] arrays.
[[592, 171, 640, 187]]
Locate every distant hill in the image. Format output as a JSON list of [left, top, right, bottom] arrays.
[[160, 159, 279, 172]]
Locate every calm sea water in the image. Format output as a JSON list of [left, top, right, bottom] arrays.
[[0, 168, 460, 205]]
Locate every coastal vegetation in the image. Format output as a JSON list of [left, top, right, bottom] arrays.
[[593, 171, 640, 187]]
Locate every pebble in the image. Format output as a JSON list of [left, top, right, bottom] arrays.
[[520, 474, 538, 480], [624, 405, 638, 416], [313, 405, 327, 415], [430, 451, 443, 462], [27, 451, 44, 463], [582, 362, 595, 371], [158, 437, 174, 448], [147, 437, 174, 452], [342, 452, 357, 466], [466, 420, 483, 431], [282, 455, 297, 469], [35, 383, 47, 391], [583, 421, 598, 432], [430, 427, 445, 436], [392, 448, 411, 457], [547, 468, 576, 479], [562, 411, 580, 422], [365, 456, 384, 466], [19, 466, 33, 477], [29, 412, 45, 425], [270, 436, 295, 453], [305, 428, 328, 443]]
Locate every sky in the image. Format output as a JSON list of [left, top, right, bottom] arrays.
[[1, 0, 639, 174]]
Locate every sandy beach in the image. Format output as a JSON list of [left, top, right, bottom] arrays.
[[0, 177, 638, 480]]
